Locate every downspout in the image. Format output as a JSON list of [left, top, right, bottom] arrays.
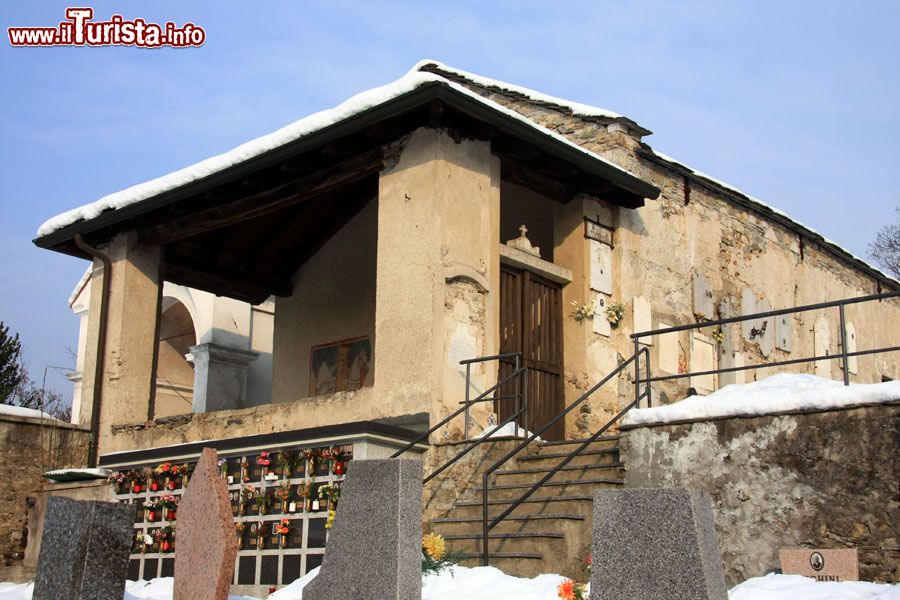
[[74, 234, 111, 467]]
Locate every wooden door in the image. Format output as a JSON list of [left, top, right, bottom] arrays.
[[498, 267, 565, 440]]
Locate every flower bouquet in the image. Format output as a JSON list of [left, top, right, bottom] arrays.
[[239, 484, 257, 516], [274, 518, 290, 548], [276, 449, 297, 479], [421, 533, 465, 576], [160, 494, 178, 521]]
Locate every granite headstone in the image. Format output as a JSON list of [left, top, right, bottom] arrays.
[[303, 458, 423, 600], [32, 496, 134, 600], [174, 448, 238, 600], [591, 488, 728, 600]]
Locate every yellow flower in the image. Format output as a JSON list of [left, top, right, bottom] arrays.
[[422, 533, 446, 561]]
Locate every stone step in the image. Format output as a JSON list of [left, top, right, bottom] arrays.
[[429, 513, 584, 536], [441, 531, 568, 559], [441, 531, 566, 542], [519, 447, 619, 463], [494, 461, 624, 478], [473, 477, 623, 499], [488, 465, 624, 487], [447, 495, 593, 519], [537, 435, 619, 449]]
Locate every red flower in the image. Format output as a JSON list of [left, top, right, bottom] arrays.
[[557, 579, 576, 600]]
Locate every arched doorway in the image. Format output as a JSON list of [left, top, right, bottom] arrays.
[[154, 298, 197, 417]]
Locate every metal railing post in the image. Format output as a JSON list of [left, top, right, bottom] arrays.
[[633, 336, 641, 407], [464, 363, 472, 439], [839, 304, 849, 386], [514, 354, 520, 439], [482, 471, 490, 566]]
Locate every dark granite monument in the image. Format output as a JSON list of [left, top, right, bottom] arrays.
[[32, 496, 134, 600], [303, 458, 423, 600], [591, 488, 728, 600], [174, 447, 239, 600]]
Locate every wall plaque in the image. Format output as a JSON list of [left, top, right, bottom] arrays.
[[779, 548, 858, 582], [584, 217, 613, 246]]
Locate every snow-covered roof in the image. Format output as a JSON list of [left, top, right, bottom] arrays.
[[644, 148, 900, 287], [413, 59, 629, 122], [0, 403, 63, 421], [621, 373, 900, 428], [36, 67, 649, 240], [43, 467, 111, 482], [68, 266, 92, 307]]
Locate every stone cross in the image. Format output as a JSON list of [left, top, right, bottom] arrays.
[[32, 496, 134, 600], [591, 488, 728, 600], [174, 448, 238, 600], [303, 459, 423, 600], [506, 223, 541, 257]]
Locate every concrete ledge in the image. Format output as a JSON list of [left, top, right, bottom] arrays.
[[499, 245, 572, 284]]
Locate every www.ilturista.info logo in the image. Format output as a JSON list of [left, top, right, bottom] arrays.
[[8, 8, 205, 48]]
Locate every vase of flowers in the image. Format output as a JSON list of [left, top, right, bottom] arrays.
[[144, 499, 159, 522], [257, 522, 267, 550], [302, 448, 322, 478], [274, 518, 290, 548], [239, 485, 256, 516], [235, 522, 245, 549], [276, 482, 292, 513], [160, 494, 178, 521], [258, 491, 274, 516], [276, 449, 297, 479]]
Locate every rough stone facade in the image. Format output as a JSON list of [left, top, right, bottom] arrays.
[[0, 414, 90, 569], [422, 64, 900, 437], [620, 403, 900, 584]]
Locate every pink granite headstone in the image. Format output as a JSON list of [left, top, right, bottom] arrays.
[[174, 448, 238, 600]]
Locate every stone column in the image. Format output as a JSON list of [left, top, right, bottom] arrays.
[[187, 343, 258, 413], [80, 232, 162, 456], [375, 128, 500, 436]]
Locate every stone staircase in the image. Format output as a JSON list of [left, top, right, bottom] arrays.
[[427, 435, 624, 578]]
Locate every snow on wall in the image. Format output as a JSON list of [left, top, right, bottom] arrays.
[[621, 373, 900, 427], [0, 404, 62, 421]]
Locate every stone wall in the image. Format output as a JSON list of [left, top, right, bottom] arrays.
[[620, 403, 900, 584], [0, 414, 90, 567]]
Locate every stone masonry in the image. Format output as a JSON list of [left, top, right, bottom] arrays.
[[621, 402, 900, 584]]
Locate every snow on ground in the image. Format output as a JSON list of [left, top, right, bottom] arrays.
[[476, 421, 540, 441], [2, 569, 897, 599], [730, 574, 900, 600], [622, 373, 900, 427]]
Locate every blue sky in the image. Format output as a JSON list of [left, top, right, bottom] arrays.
[[2, 1, 898, 398]]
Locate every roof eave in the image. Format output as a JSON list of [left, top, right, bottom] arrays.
[[34, 80, 658, 252]]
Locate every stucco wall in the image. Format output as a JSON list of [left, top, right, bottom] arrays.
[[620, 403, 900, 585], [273, 197, 377, 403], [0, 415, 90, 566]]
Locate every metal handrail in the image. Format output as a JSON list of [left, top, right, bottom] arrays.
[[630, 290, 900, 392], [391, 353, 528, 485], [479, 347, 650, 566], [422, 367, 528, 485]]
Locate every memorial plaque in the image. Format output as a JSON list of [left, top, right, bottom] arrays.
[[780, 548, 858, 582], [584, 217, 613, 246]]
